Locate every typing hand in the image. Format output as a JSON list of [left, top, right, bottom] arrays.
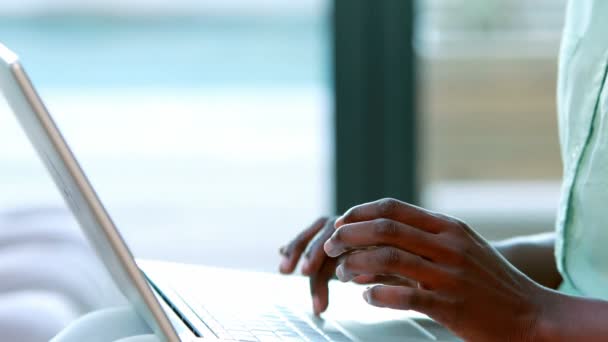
[[324, 198, 551, 342], [279, 217, 337, 315], [279, 216, 415, 316]]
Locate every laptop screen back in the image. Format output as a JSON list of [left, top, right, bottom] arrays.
[[0, 43, 180, 342]]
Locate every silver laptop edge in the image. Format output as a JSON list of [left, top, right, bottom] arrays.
[[0, 43, 180, 342]]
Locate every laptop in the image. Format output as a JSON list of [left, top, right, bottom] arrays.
[[0, 43, 460, 342]]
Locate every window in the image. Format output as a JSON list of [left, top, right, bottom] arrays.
[[418, 0, 567, 238], [0, 0, 570, 270], [0, 0, 331, 271]]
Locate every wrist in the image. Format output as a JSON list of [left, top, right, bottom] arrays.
[[529, 289, 564, 342]]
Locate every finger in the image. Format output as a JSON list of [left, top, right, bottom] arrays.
[[324, 219, 441, 260], [335, 198, 447, 234], [310, 258, 336, 316], [279, 217, 327, 274], [353, 274, 417, 287], [336, 247, 445, 286], [363, 285, 443, 315], [302, 219, 335, 275]]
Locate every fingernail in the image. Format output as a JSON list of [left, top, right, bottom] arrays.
[[313, 296, 321, 316], [336, 264, 345, 280], [363, 287, 371, 303], [334, 216, 344, 228], [323, 241, 331, 255]]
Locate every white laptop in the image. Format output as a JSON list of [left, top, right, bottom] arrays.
[[0, 43, 460, 342]]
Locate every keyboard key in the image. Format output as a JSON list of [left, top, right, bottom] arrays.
[[172, 291, 351, 342]]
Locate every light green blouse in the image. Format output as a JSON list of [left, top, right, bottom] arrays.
[[556, 0, 608, 298]]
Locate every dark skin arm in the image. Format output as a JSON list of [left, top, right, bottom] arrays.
[[324, 198, 608, 341], [493, 232, 562, 289]]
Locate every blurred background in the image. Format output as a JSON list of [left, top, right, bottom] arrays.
[[0, 0, 566, 274]]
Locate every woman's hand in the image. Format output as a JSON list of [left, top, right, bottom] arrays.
[[279, 217, 337, 315], [279, 216, 414, 315], [324, 198, 551, 342]]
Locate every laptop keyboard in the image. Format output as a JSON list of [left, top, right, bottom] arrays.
[[176, 286, 351, 341], [193, 301, 350, 341]]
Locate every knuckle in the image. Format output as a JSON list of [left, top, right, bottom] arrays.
[[442, 215, 469, 234], [341, 210, 354, 223], [402, 290, 421, 309], [332, 226, 344, 243], [430, 213, 459, 232], [374, 219, 401, 238], [312, 231, 330, 248], [459, 243, 474, 257], [447, 245, 469, 266], [454, 241, 474, 260], [438, 267, 469, 292], [452, 216, 470, 229], [409, 289, 435, 311], [311, 217, 330, 230], [377, 198, 400, 217], [284, 240, 300, 255], [439, 236, 471, 265], [294, 229, 310, 244], [304, 248, 312, 259], [323, 217, 337, 230], [341, 255, 355, 272], [378, 247, 402, 267], [409, 254, 425, 270], [321, 225, 335, 239], [290, 238, 307, 254], [308, 243, 325, 260]]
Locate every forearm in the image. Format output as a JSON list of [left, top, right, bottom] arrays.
[[493, 232, 562, 289], [537, 290, 608, 341]]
